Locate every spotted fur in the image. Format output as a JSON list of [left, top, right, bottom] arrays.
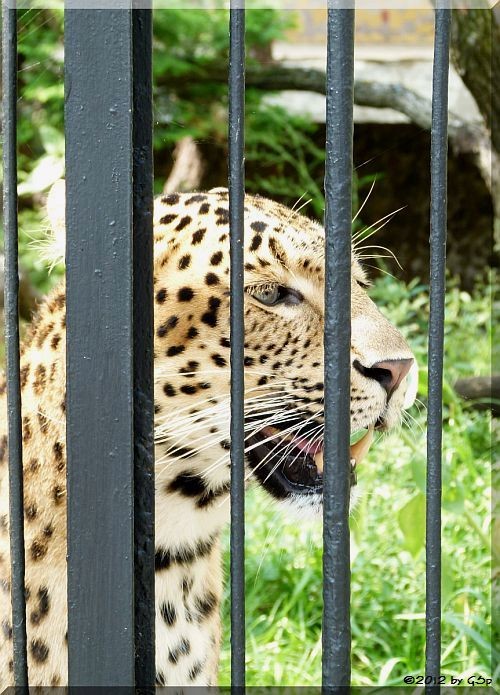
[[0, 188, 415, 686]]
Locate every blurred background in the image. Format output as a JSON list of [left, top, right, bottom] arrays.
[[0, 5, 496, 687]]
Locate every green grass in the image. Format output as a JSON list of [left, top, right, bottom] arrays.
[[218, 273, 495, 687]]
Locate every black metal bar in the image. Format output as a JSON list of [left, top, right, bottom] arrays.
[[228, 3, 246, 689], [322, 6, 355, 690], [132, 6, 155, 690], [65, 7, 136, 685], [2, 5, 29, 686], [426, 7, 451, 688]]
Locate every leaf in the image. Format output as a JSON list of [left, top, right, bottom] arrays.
[[378, 657, 404, 685], [39, 124, 65, 157], [410, 455, 426, 493], [351, 429, 368, 445], [398, 493, 425, 557], [442, 483, 465, 514], [443, 613, 496, 665], [441, 551, 455, 608]]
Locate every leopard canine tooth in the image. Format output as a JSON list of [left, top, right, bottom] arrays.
[[313, 426, 374, 474], [350, 426, 374, 464], [314, 448, 324, 473]]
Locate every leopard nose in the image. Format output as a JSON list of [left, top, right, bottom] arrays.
[[353, 358, 414, 400]]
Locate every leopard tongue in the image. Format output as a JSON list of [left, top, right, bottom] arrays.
[[314, 427, 374, 474]]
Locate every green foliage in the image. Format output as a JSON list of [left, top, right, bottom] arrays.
[[12, 7, 295, 287], [14, 8, 293, 193], [16, 10, 64, 191], [397, 492, 425, 558], [17, 124, 64, 197], [13, 7, 373, 290], [153, 9, 294, 148], [245, 105, 326, 217], [245, 104, 377, 223], [13, 7, 371, 281], [153, 8, 290, 76]]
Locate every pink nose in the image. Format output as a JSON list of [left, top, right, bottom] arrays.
[[354, 358, 413, 400]]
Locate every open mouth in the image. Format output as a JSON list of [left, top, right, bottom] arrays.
[[246, 420, 374, 498]]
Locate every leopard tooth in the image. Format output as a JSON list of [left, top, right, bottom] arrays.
[[314, 448, 324, 474], [350, 426, 374, 464], [314, 426, 374, 474]]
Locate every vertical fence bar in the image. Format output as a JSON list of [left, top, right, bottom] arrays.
[[322, 5, 355, 690], [426, 7, 451, 687], [228, 3, 246, 689], [2, 5, 29, 686], [65, 6, 136, 685], [132, 6, 155, 690]]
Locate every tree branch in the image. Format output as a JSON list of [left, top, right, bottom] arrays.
[[157, 62, 496, 200], [454, 376, 500, 416], [158, 62, 472, 139]]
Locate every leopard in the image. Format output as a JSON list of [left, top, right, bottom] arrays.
[[0, 185, 417, 687]]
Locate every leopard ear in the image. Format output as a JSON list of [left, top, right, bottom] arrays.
[[46, 179, 65, 235], [42, 179, 66, 268]]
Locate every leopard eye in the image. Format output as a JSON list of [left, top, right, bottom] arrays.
[[248, 284, 303, 307], [356, 279, 371, 290], [252, 285, 280, 305]]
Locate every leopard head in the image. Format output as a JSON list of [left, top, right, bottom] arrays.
[[152, 188, 417, 512]]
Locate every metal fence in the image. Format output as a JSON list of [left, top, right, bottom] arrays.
[[2, 3, 450, 688]]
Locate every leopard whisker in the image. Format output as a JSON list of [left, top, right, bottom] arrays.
[[402, 409, 425, 436], [290, 192, 308, 212], [155, 403, 296, 444], [352, 206, 406, 245], [156, 390, 297, 431], [413, 398, 427, 415], [154, 384, 291, 424], [159, 403, 301, 462], [355, 243, 402, 269], [352, 178, 377, 224], [35, 408, 65, 427], [159, 406, 297, 457]]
